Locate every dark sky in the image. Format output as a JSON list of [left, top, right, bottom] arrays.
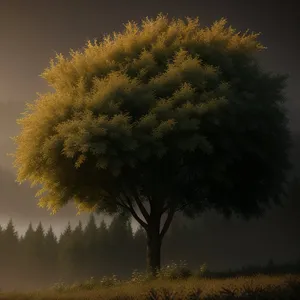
[[0, 0, 299, 269]]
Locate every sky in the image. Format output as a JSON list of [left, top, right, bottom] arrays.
[[0, 0, 299, 268]]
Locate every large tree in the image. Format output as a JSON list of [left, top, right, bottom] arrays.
[[11, 14, 291, 275]]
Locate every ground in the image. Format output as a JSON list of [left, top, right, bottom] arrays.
[[1, 274, 299, 299]]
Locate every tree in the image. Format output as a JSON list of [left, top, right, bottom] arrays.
[[58, 222, 74, 280], [96, 220, 110, 275], [83, 215, 99, 277], [108, 214, 134, 275], [20, 222, 46, 281], [132, 225, 147, 270], [21, 222, 36, 271], [44, 226, 58, 280], [34, 222, 46, 274], [2, 219, 19, 274], [65, 220, 85, 280], [11, 14, 291, 275]]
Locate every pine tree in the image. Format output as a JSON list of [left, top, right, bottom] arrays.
[[34, 222, 46, 279], [35, 222, 45, 255], [2, 219, 19, 277], [95, 220, 110, 276], [3, 218, 19, 245], [23, 222, 34, 239], [108, 215, 134, 276], [20, 222, 36, 274], [19, 222, 46, 281], [58, 222, 74, 281], [83, 214, 99, 278], [70, 221, 85, 280], [44, 226, 58, 281], [133, 225, 147, 271]]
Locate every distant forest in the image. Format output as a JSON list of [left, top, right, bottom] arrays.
[[0, 214, 197, 290], [1, 213, 300, 291]]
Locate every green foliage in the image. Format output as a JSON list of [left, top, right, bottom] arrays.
[[157, 261, 192, 280], [194, 263, 209, 278], [99, 274, 121, 287], [130, 269, 153, 284], [20, 222, 47, 275], [44, 225, 58, 269], [11, 14, 290, 221], [1, 219, 19, 269]]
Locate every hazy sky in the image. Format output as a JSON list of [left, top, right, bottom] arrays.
[[1, 1, 299, 113], [0, 0, 299, 267]]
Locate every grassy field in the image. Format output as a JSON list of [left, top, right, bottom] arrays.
[[1, 273, 300, 300]]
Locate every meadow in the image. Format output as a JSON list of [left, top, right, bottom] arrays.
[[1, 262, 299, 299]]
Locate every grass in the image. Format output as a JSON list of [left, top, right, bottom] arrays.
[[0, 262, 299, 299]]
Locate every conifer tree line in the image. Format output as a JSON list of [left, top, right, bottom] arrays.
[[1, 212, 300, 290], [0, 214, 200, 289]]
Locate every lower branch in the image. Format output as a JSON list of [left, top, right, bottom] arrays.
[[159, 207, 176, 239], [118, 193, 148, 230]]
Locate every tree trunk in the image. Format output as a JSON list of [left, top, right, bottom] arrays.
[[146, 221, 161, 276]]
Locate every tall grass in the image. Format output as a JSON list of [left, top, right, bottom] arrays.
[[1, 262, 299, 299]]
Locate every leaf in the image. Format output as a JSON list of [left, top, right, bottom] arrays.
[[75, 154, 86, 168], [152, 119, 176, 139], [96, 157, 108, 169]]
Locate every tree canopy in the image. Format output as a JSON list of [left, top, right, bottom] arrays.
[[12, 14, 291, 273]]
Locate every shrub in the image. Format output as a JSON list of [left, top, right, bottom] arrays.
[[100, 274, 121, 287], [51, 281, 69, 293], [194, 263, 209, 278], [157, 261, 192, 280], [130, 269, 153, 284]]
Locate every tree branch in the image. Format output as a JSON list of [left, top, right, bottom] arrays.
[[176, 202, 190, 212], [162, 205, 169, 214], [119, 192, 148, 230], [132, 189, 150, 222], [115, 198, 130, 210], [159, 207, 176, 240]]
